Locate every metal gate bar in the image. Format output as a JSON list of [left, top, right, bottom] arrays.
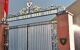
[[9, 21, 56, 29]]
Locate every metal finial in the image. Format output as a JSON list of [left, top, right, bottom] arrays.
[[27, 0, 32, 8]]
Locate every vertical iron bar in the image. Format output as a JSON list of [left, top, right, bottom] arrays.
[[27, 25, 29, 50], [29, 7, 30, 14]]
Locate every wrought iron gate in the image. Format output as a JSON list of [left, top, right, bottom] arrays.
[[8, 21, 57, 50]]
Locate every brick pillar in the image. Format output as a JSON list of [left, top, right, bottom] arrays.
[[0, 24, 8, 50], [0, 0, 5, 50], [57, 11, 74, 50], [0, 0, 8, 50], [0, 0, 4, 20], [0, 24, 5, 50]]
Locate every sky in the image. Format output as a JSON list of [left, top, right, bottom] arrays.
[[9, 0, 75, 15]]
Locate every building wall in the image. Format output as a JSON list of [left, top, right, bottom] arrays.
[[67, 0, 80, 50], [67, 0, 80, 26], [73, 15, 80, 26], [74, 31, 80, 50]]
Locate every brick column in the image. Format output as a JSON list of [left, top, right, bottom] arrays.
[[0, 24, 5, 50], [0, 0, 4, 20], [0, 24, 8, 50], [0, 0, 8, 50], [0, 0, 5, 50], [57, 11, 74, 50]]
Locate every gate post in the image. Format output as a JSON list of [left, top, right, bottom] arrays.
[[56, 11, 75, 50], [0, 0, 5, 50], [0, 24, 5, 50], [0, 0, 8, 50], [0, 22, 8, 50]]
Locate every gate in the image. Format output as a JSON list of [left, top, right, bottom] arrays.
[[8, 21, 57, 50]]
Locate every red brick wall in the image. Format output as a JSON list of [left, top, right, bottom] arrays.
[[0, 0, 4, 20], [0, 25, 5, 50], [0, 0, 4, 50], [0, 0, 5, 50], [57, 13, 70, 50]]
